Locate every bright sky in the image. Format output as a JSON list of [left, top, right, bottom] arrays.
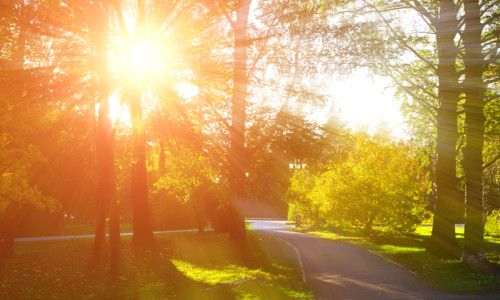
[[107, 1, 409, 140], [328, 70, 408, 139]]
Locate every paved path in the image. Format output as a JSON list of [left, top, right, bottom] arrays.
[[14, 229, 201, 242], [248, 219, 495, 300]]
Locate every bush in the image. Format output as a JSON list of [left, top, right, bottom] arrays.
[[485, 210, 500, 237], [287, 169, 322, 228], [286, 133, 427, 235]]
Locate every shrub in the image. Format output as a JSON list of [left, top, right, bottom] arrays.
[[485, 210, 500, 237], [286, 133, 428, 235]]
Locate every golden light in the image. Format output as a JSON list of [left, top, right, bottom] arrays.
[[123, 38, 163, 80], [108, 93, 132, 127], [176, 82, 199, 99], [107, 21, 169, 89], [112, 36, 165, 87]]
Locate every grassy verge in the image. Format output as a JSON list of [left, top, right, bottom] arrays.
[[297, 225, 500, 295], [1, 231, 311, 299]]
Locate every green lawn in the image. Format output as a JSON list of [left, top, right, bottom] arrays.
[[1, 231, 312, 299], [299, 225, 500, 295]]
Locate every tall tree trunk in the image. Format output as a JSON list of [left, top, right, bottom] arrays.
[[92, 96, 114, 268], [427, 0, 462, 258], [0, 235, 15, 260], [461, 0, 486, 264], [89, 1, 121, 273], [109, 187, 121, 274], [0, 204, 19, 260], [129, 90, 155, 251], [228, 0, 252, 242], [105, 105, 121, 274]]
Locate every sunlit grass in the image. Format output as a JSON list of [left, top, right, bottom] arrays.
[[2, 230, 312, 299], [415, 225, 465, 237], [376, 244, 425, 254], [171, 259, 275, 285], [300, 225, 500, 295]]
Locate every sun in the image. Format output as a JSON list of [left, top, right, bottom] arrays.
[[107, 22, 169, 89], [112, 36, 165, 87], [123, 38, 163, 80]]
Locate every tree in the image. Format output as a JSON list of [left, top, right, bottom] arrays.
[[0, 0, 64, 261], [426, 0, 463, 258], [460, 0, 500, 264], [88, 0, 121, 273], [348, 0, 463, 257], [287, 132, 428, 234], [226, 0, 253, 242], [199, 0, 254, 241], [0, 137, 60, 261], [245, 106, 332, 216]]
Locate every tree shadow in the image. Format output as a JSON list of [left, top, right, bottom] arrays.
[[83, 237, 239, 299]]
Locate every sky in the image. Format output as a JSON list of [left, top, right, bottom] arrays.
[[248, 2, 410, 140], [327, 70, 408, 139], [109, 1, 410, 139]]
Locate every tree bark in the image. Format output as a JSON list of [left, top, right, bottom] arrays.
[[228, 0, 252, 242], [109, 188, 121, 274], [0, 236, 15, 259], [461, 0, 487, 264], [91, 96, 113, 268], [427, 0, 462, 258], [129, 90, 155, 252], [89, 1, 121, 273]]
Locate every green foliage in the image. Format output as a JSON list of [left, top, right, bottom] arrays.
[[485, 210, 500, 237], [0, 133, 60, 215], [287, 169, 320, 227], [287, 132, 428, 235], [153, 142, 215, 204]]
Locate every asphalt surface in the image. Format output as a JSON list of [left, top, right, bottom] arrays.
[[248, 219, 496, 300], [14, 229, 201, 242]]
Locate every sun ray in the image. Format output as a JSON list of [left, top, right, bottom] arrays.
[[108, 92, 132, 127]]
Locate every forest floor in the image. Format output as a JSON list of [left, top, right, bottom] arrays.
[[1, 230, 312, 299], [293, 223, 500, 296]]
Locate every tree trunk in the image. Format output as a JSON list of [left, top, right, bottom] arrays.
[[129, 90, 155, 252], [0, 235, 15, 259], [89, 2, 121, 273], [92, 90, 117, 270], [427, 0, 462, 258], [109, 190, 121, 274], [461, 0, 487, 264], [228, 0, 252, 242]]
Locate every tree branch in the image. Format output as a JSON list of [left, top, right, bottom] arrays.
[[364, 0, 438, 72], [484, 152, 500, 169], [215, 0, 235, 29], [408, 0, 436, 23]]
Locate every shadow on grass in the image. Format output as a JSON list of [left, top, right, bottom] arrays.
[[1, 231, 311, 299], [166, 231, 312, 299]]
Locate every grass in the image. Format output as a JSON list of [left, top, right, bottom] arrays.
[[1, 230, 312, 299], [298, 225, 500, 295]]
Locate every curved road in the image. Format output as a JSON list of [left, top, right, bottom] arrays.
[[248, 219, 495, 300]]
